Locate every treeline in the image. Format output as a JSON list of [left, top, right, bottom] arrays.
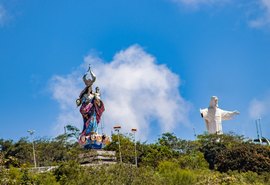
[[1, 130, 270, 185]]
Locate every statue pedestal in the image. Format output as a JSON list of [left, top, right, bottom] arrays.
[[79, 133, 110, 149], [78, 150, 117, 165]]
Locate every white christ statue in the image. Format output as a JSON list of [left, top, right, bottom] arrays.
[[200, 96, 240, 134]]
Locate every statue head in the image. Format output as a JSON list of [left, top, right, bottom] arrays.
[[209, 96, 218, 108]]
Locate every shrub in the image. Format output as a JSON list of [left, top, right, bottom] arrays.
[[158, 161, 196, 185]]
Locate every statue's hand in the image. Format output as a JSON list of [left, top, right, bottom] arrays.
[[233, 111, 240, 115], [87, 64, 91, 72], [200, 113, 204, 118]]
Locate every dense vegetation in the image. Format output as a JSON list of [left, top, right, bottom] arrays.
[[1, 127, 270, 185]]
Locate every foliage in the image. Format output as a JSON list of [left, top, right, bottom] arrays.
[[0, 138, 31, 167], [140, 132, 200, 168], [35, 137, 81, 166], [158, 161, 196, 185], [0, 125, 82, 168], [51, 161, 161, 185], [83, 164, 161, 185], [140, 143, 177, 167], [54, 161, 82, 184], [65, 124, 80, 140], [105, 133, 137, 164], [198, 133, 270, 173], [158, 132, 200, 154], [177, 151, 208, 170], [158, 132, 178, 148], [1, 132, 270, 184], [215, 142, 270, 173]]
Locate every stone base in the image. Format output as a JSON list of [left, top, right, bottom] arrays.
[[78, 150, 116, 165]]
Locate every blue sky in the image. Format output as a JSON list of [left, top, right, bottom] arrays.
[[1, 0, 270, 142]]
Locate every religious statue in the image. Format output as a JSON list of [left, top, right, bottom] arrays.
[[76, 65, 109, 149], [200, 96, 240, 134]]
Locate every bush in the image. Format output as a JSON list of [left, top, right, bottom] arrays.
[[158, 161, 196, 185], [33, 172, 59, 185], [215, 143, 270, 173], [198, 133, 270, 173], [54, 161, 82, 184], [177, 151, 208, 170]]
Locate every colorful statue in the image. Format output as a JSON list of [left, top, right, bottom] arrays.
[[200, 96, 240, 134], [77, 65, 108, 149]]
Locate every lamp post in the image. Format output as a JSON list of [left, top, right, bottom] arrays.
[[27, 130, 37, 168], [64, 125, 67, 135], [193, 127, 197, 139], [255, 118, 262, 144], [113, 125, 122, 163], [131, 128, 137, 167]]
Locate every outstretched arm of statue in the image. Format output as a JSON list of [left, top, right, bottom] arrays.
[[200, 108, 208, 118], [233, 111, 240, 115], [221, 110, 240, 120]]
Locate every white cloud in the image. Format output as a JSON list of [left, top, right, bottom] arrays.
[[170, 0, 270, 29], [170, 0, 230, 9], [49, 45, 190, 140], [249, 99, 266, 119], [0, 4, 7, 25], [248, 94, 270, 119], [249, 0, 270, 28], [49, 70, 84, 136]]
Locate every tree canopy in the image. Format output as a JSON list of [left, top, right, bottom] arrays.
[[1, 130, 270, 184]]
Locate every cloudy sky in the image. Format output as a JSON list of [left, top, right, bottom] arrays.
[[1, 0, 270, 142]]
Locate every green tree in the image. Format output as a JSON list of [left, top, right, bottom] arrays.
[[198, 133, 244, 170], [158, 132, 178, 148], [54, 161, 82, 184], [35, 136, 81, 166], [105, 133, 136, 164], [140, 143, 177, 168], [158, 161, 196, 185], [0, 138, 32, 167], [64, 124, 80, 142], [177, 151, 208, 170], [215, 142, 270, 173], [198, 133, 270, 173]]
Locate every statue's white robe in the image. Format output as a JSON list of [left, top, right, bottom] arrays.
[[200, 107, 238, 134]]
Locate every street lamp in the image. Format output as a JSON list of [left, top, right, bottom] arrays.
[[131, 128, 138, 167], [113, 125, 122, 163], [193, 127, 197, 139], [27, 130, 37, 168]]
